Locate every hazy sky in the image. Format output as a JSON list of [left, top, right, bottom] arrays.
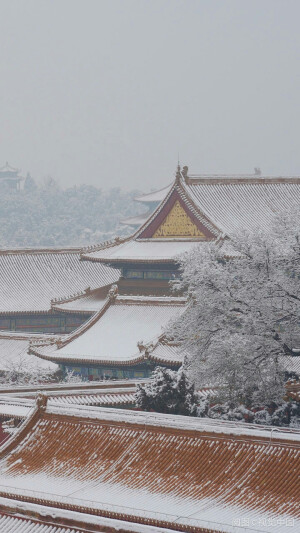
[[0, 0, 299, 190]]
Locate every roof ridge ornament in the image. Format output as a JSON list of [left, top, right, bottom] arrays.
[[36, 392, 48, 412], [182, 165, 189, 182], [175, 163, 181, 184], [254, 167, 262, 176], [175, 163, 189, 184], [108, 284, 118, 300]]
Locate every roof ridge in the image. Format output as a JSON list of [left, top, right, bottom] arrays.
[[186, 175, 300, 184], [0, 247, 83, 256], [80, 235, 131, 258], [44, 403, 300, 444], [134, 182, 173, 202]]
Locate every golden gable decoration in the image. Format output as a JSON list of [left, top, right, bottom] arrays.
[[153, 200, 205, 238]]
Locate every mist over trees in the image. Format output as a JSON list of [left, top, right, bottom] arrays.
[[0, 177, 143, 248]]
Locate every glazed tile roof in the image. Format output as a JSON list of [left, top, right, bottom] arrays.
[[0, 513, 83, 533], [134, 183, 172, 204], [48, 391, 136, 407], [0, 378, 140, 397], [0, 497, 176, 533], [0, 388, 137, 418], [81, 237, 241, 264], [82, 173, 300, 265], [32, 296, 186, 365], [82, 239, 200, 263], [183, 176, 300, 235], [0, 402, 32, 419], [0, 249, 119, 314], [52, 288, 107, 314], [0, 402, 299, 532], [120, 211, 151, 227], [0, 333, 58, 372], [149, 343, 185, 364], [282, 356, 300, 375]]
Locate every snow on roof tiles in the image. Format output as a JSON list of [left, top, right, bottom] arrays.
[[0, 389, 136, 417], [0, 162, 20, 175], [0, 403, 299, 533], [83, 175, 300, 265], [0, 334, 58, 372], [0, 403, 32, 419], [48, 391, 136, 407], [34, 297, 185, 364], [83, 239, 200, 263], [0, 249, 119, 314], [120, 211, 151, 227], [0, 513, 82, 533], [0, 378, 141, 398], [282, 356, 300, 375], [149, 343, 185, 364], [183, 177, 300, 235], [52, 288, 107, 314], [134, 183, 172, 204], [0, 498, 176, 533]]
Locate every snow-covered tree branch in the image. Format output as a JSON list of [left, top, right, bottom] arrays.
[[170, 208, 300, 410]]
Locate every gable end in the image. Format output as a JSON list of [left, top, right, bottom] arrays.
[[138, 189, 216, 240]]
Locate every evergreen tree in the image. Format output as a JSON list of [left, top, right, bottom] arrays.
[[135, 366, 198, 416]]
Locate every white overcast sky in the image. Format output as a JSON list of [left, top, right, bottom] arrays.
[[0, 0, 299, 190]]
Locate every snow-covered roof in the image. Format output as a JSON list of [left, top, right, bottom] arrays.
[[0, 249, 119, 314], [0, 378, 140, 396], [52, 288, 107, 314], [282, 355, 300, 375], [83, 172, 300, 267], [0, 514, 81, 533], [0, 333, 58, 372], [82, 172, 300, 265], [183, 176, 300, 235], [0, 498, 172, 533], [0, 403, 31, 419], [0, 387, 137, 416], [120, 211, 150, 227], [0, 402, 299, 533], [0, 162, 20, 174], [134, 183, 172, 204], [48, 391, 136, 407], [82, 239, 200, 263], [149, 343, 186, 364], [31, 296, 186, 365]]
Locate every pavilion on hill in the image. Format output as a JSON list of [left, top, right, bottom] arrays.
[[29, 165, 300, 380], [0, 162, 24, 191]]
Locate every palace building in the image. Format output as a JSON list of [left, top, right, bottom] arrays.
[[0, 248, 119, 376], [0, 162, 24, 191], [26, 165, 300, 380], [0, 248, 118, 335], [1, 165, 300, 533]]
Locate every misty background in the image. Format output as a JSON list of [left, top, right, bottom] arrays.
[[0, 177, 142, 248], [0, 0, 299, 247]]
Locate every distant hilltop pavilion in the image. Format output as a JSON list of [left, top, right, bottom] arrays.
[[0, 162, 25, 190]]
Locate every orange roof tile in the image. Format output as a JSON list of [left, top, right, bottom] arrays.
[[0, 401, 299, 532]]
